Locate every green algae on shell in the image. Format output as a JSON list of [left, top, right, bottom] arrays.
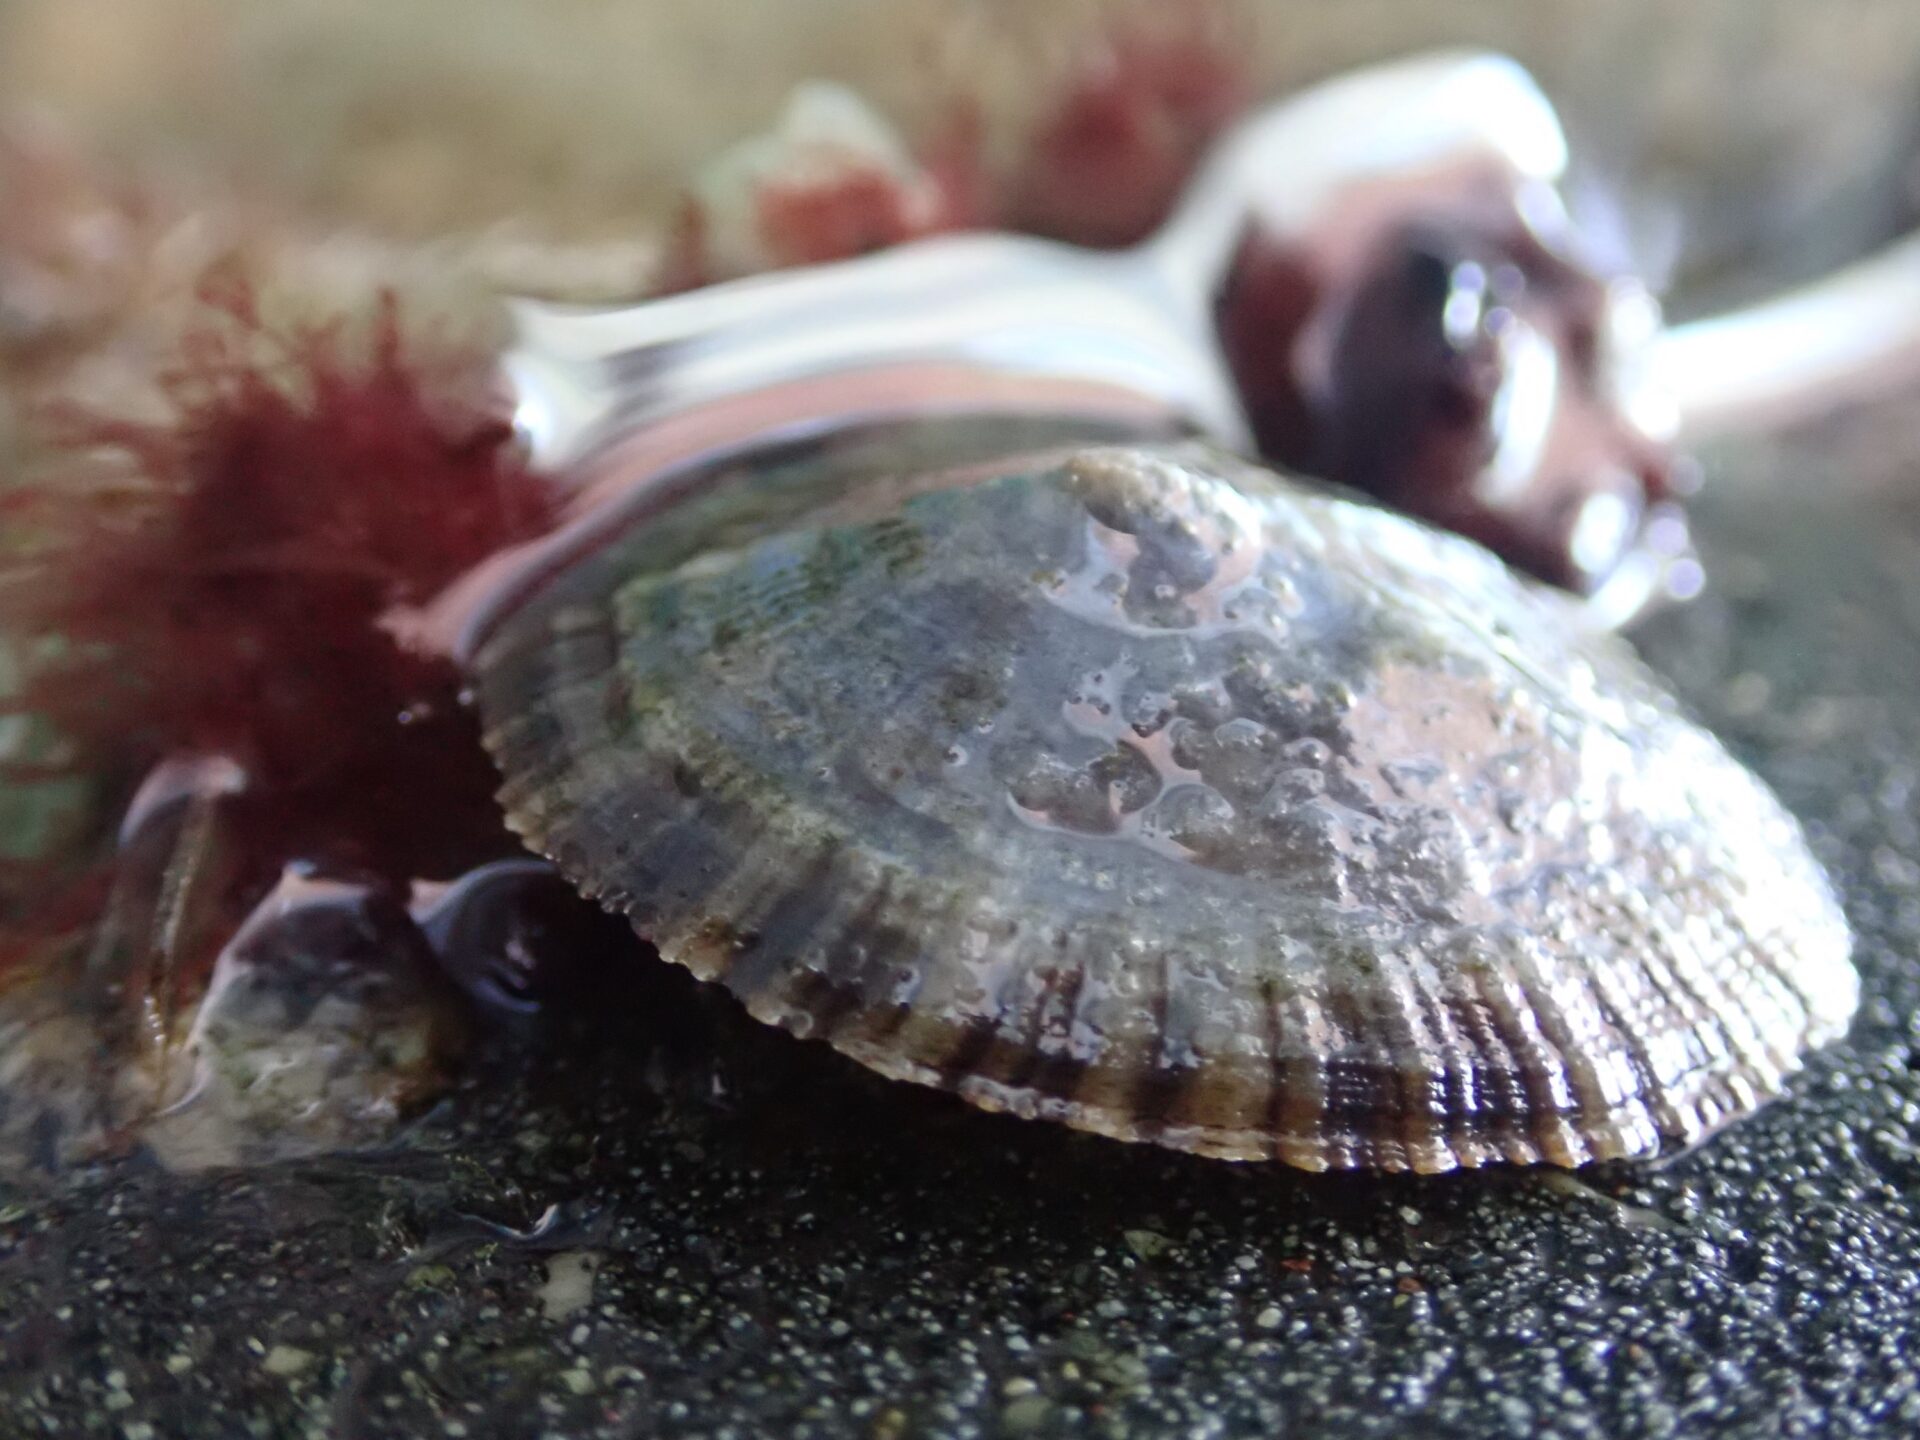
[[473, 442, 1855, 1172]]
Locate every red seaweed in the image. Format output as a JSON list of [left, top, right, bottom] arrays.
[[751, 165, 960, 271], [1004, 8, 1250, 247], [1, 280, 559, 980], [652, 6, 1246, 288], [653, 116, 981, 293]]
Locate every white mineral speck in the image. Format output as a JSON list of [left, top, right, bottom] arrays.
[[538, 1250, 601, 1321], [261, 1345, 314, 1377]]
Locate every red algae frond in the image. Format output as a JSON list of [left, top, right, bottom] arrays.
[[652, 82, 983, 292], [750, 165, 959, 272], [2, 280, 558, 915], [1005, 5, 1251, 248], [650, 5, 1246, 291]]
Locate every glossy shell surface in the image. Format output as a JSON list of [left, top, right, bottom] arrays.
[[475, 441, 1855, 1171]]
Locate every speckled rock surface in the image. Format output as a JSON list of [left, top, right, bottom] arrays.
[[3, 406, 1920, 1438]]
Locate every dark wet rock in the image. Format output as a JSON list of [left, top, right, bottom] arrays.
[[2, 402, 1920, 1437]]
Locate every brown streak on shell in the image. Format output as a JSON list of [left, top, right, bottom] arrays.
[[473, 441, 1856, 1171]]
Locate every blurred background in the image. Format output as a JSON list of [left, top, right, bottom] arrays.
[[5, 0, 1920, 306]]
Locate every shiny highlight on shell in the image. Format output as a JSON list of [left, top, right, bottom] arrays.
[[475, 443, 1855, 1171]]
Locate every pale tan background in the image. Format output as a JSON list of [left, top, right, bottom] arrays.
[[5, 0, 1919, 298]]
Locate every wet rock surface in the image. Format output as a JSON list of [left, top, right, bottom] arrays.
[[4, 405, 1920, 1438]]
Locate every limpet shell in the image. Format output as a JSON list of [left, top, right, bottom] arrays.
[[474, 443, 1855, 1171]]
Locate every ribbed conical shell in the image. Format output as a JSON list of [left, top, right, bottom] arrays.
[[474, 443, 1856, 1171]]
